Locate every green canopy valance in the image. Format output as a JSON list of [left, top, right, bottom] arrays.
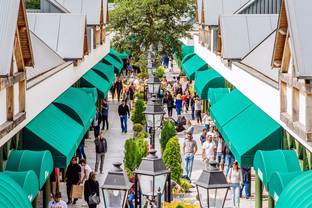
[[0, 173, 32, 208], [103, 53, 123, 74], [53, 87, 96, 130], [194, 69, 224, 100], [80, 88, 98, 104], [4, 171, 39, 202], [6, 150, 54, 189], [23, 105, 84, 168]]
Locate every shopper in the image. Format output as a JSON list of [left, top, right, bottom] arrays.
[[183, 132, 197, 180], [185, 120, 194, 135], [48, 192, 67, 208], [84, 172, 100, 208], [199, 128, 207, 145], [101, 100, 109, 130], [94, 132, 107, 174], [190, 95, 196, 120], [216, 136, 225, 170], [202, 113, 211, 132], [227, 161, 242, 208], [240, 167, 251, 199], [224, 145, 234, 177], [115, 77, 123, 102], [77, 134, 87, 160], [110, 83, 116, 101], [79, 159, 92, 183], [65, 157, 82, 204], [128, 83, 135, 109], [195, 98, 202, 124], [92, 108, 101, 138], [202, 133, 216, 170], [118, 100, 130, 133], [166, 93, 174, 117], [175, 94, 182, 116]]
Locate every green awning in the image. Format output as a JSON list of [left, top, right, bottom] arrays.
[[269, 171, 302, 201], [194, 69, 225, 100], [208, 88, 229, 105], [222, 104, 283, 167], [253, 150, 300, 190], [110, 48, 129, 60], [276, 171, 312, 208], [6, 150, 54, 189], [4, 171, 39, 202], [0, 173, 32, 208], [181, 53, 208, 80], [210, 89, 253, 134], [23, 105, 84, 168], [80, 88, 98, 103], [92, 62, 115, 85], [53, 87, 96, 131], [80, 70, 111, 99], [103, 53, 123, 74]]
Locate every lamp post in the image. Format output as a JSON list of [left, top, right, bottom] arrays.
[[195, 161, 230, 208], [134, 150, 170, 207], [144, 96, 165, 149], [101, 162, 131, 208]]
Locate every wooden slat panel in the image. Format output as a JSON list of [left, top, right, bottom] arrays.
[[19, 80, 25, 112], [281, 36, 291, 73]]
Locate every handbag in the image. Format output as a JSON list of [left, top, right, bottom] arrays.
[[88, 193, 100, 205]]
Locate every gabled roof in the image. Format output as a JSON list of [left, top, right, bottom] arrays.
[[27, 13, 87, 60], [219, 14, 278, 60], [284, 0, 312, 78], [0, 0, 33, 76], [27, 32, 65, 80], [52, 0, 103, 25], [203, 0, 249, 26], [241, 32, 279, 81]]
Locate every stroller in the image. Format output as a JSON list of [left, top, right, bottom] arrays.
[[170, 116, 187, 132]]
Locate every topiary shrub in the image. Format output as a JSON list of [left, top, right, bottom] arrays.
[[179, 178, 192, 192], [163, 136, 182, 183], [160, 121, 176, 153], [131, 99, 146, 125], [133, 123, 143, 136], [124, 137, 148, 176], [137, 131, 148, 139], [155, 66, 165, 78]]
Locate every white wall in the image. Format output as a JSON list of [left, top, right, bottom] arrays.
[[299, 92, 306, 126], [0, 36, 110, 146], [194, 34, 312, 152]]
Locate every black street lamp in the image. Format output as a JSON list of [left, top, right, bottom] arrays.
[[147, 75, 161, 95], [195, 161, 230, 208], [144, 96, 165, 149], [134, 150, 170, 207], [101, 162, 131, 208]]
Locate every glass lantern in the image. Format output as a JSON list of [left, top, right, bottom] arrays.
[[144, 97, 165, 129]]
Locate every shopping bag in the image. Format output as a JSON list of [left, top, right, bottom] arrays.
[[72, 185, 83, 199]]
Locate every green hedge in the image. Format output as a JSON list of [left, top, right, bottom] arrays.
[[160, 121, 176, 153], [163, 136, 182, 182], [131, 99, 146, 125]]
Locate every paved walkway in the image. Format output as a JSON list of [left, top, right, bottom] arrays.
[[59, 63, 267, 207]]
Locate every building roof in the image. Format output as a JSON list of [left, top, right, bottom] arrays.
[[52, 0, 102, 25], [241, 31, 279, 81], [220, 14, 278, 60], [236, 0, 282, 14], [203, 0, 249, 26], [284, 0, 312, 78], [27, 13, 87, 59], [27, 32, 65, 80], [0, 0, 20, 75]]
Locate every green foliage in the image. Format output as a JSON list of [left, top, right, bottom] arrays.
[[136, 91, 145, 100], [176, 205, 184, 208], [124, 137, 148, 176], [155, 66, 165, 78], [163, 136, 182, 183], [160, 121, 177, 153], [109, 0, 195, 68], [137, 131, 148, 139], [133, 123, 143, 133], [25, 0, 40, 9], [179, 178, 192, 192], [131, 99, 146, 125]]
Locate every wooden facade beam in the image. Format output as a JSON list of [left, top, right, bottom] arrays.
[[0, 112, 26, 139], [0, 72, 26, 91]]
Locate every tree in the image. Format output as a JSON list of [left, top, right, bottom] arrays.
[[163, 136, 182, 182], [160, 121, 177, 153], [109, 0, 195, 71]]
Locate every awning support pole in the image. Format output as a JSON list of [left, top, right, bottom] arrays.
[[268, 195, 275, 208], [255, 174, 263, 208], [43, 177, 51, 208]]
